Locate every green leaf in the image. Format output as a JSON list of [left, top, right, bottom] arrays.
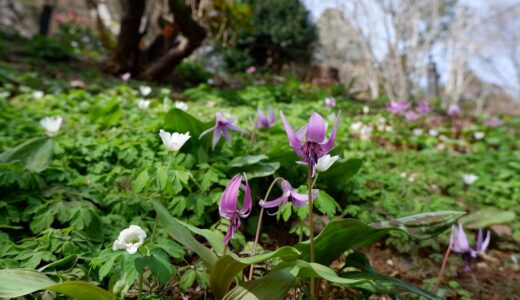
[[244, 162, 280, 179], [210, 247, 300, 300], [229, 155, 268, 167], [155, 239, 186, 259], [156, 165, 168, 191], [343, 251, 441, 300], [274, 260, 367, 286], [149, 249, 175, 285], [0, 137, 53, 173], [152, 200, 218, 270], [0, 269, 115, 300], [319, 158, 362, 189], [89, 99, 122, 128], [133, 169, 149, 193], [180, 269, 197, 292], [177, 219, 224, 254], [223, 265, 299, 300], [38, 254, 78, 272], [459, 208, 516, 229], [371, 211, 466, 239], [296, 219, 395, 266], [314, 191, 340, 218]]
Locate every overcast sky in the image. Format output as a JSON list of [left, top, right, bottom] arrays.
[[302, 0, 520, 98]]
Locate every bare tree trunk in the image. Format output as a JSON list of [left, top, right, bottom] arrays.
[[107, 0, 145, 74], [140, 0, 206, 80]]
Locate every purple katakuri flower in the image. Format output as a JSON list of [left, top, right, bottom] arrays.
[[219, 174, 252, 245], [450, 224, 491, 271], [405, 111, 419, 122], [200, 112, 245, 149], [324, 97, 336, 108], [246, 66, 256, 74], [121, 72, 131, 82], [416, 100, 432, 116], [387, 101, 411, 115], [259, 180, 318, 215], [484, 117, 503, 127], [280, 111, 341, 176], [256, 107, 276, 129], [447, 104, 460, 116]]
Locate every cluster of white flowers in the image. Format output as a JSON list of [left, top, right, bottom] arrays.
[[350, 122, 373, 141], [473, 131, 485, 140], [400, 172, 417, 182], [40, 116, 63, 137]]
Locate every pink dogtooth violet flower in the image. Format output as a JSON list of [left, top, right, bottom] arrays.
[[416, 100, 432, 116], [246, 66, 256, 74], [386, 101, 411, 115], [447, 103, 460, 116], [121, 72, 131, 82], [450, 224, 490, 271], [259, 179, 318, 215], [324, 97, 336, 108], [405, 111, 419, 122], [200, 112, 245, 149], [256, 106, 276, 129], [219, 174, 252, 245], [280, 111, 341, 176]]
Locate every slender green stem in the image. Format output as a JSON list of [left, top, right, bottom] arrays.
[[137, 272, 143, 300], [307, 166, 316, 297], [250, 117, 258, 143], [434, 238, 453, 293], [248, 177, 285, 280], [223, 244, 228, 256]]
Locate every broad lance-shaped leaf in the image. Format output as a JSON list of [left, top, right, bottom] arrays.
[[0, 137, 53, 173], [0, 269, 115, 300], [152, 200, 218, 271], [178, 219, 224, 254], [296, 219, 394, 266], [296, 211, 464, 266], [228, 155, 268, 167], [223, 265, 299, 300], [342, 251, 441, 300], [210, 247, 300, 300], [371, 211, 466, 240], [273, 260, 368, 286]]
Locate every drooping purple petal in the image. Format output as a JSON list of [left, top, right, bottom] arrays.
[[219, 175, 241, 217], [307, 113, 327, 143], [280, 111, 303, 151], [224, 215, 240, 245], [222, 129, 232, 144], [319, 111, 341, 154], [268, 107, 276, 124], [212, 129, 223, 148], [476, 228, 490, 253], [199, 126, 215, 139], [239, 175, 252, 218], [451, 224, 472, 254]]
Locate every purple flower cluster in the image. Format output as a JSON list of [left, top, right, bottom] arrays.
[[255, 107, 276, 129], [200, 112, 245, 149], [259, 180, 317, 215], [387, 99, 433, 122]]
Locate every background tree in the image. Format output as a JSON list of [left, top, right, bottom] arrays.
[[222, 0, 317, 72]]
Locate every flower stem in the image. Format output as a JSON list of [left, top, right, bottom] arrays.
[[250, 118, 258, 143], [137, 272, 143, 300], [307, 165, 316, 297], [434, 238, 453, 293], [248, 177, 284, 280]]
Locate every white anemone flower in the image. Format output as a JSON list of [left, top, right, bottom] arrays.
[[159, 129, 191, 151], [139, 86, 152, 97], [462, 174, 478, 185], [33, 90, 44, 99], [40, 116, 63, 137], [473, 131, 485, 140], [175, 101, 188, 111], [112, 225, 147, 254], [359, 125, 372, 141], [137, 99, 151, 110], [362, 106, 370, 114], [413, 128, 423, 136], [350, 121, 363, 133], [315, 154, 340, 172], [429, 129, 439, 137]]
